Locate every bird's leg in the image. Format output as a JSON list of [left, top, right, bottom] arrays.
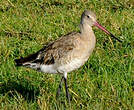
[[64, 77, 70, 103], [56, 76, 64, 98]]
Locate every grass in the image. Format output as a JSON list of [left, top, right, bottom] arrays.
[[0, 0, 134, 109]]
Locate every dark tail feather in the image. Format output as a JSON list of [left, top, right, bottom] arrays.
[[15, 57, 23, 66], [14, 52, 39, 66]]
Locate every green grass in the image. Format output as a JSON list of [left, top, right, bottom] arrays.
[[0, 0, 134, 109]]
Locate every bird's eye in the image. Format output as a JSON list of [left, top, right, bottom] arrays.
[[87, 15, 90, 18]]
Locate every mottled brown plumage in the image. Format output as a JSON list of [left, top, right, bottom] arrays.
[[15, 32, 80, 65]]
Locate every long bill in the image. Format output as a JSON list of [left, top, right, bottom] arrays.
[[94, 22, 122, 42]]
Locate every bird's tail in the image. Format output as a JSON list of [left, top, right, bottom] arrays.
[[14, 52, 39, 66]]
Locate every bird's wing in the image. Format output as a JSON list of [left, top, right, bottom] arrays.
[[15, 32, 80, 66]]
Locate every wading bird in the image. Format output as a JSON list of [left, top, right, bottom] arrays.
[[15, 10, 121, 103]]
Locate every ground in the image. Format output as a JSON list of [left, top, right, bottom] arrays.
[[0, 0, 134, 109]]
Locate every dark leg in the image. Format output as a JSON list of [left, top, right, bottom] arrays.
[[56, 76, 64, 98], [64, 77, 70, 103]]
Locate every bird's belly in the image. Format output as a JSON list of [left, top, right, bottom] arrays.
[[57, 58, 86, 73], [40, 57, 88, 74], [40, 64, 58, 74]]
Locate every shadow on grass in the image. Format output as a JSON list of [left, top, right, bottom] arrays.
[[0, 78, 40, 102]]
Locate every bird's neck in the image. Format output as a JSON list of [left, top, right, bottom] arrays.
[[80, 23, 93, 36], [79, 23, 96, 56], [79, 23, 96, 47]]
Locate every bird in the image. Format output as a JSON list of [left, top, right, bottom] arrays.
[[15, 10, 121, 103]]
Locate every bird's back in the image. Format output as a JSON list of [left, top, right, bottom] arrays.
[[15, 32, 81, 72]]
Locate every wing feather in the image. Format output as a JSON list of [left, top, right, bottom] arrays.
[[15, 32, 80, 66]]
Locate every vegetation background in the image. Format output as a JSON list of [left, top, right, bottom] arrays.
[[0, 0, 134, 109]]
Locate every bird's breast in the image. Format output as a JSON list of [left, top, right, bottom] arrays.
[[56, 35, 96, 73]]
